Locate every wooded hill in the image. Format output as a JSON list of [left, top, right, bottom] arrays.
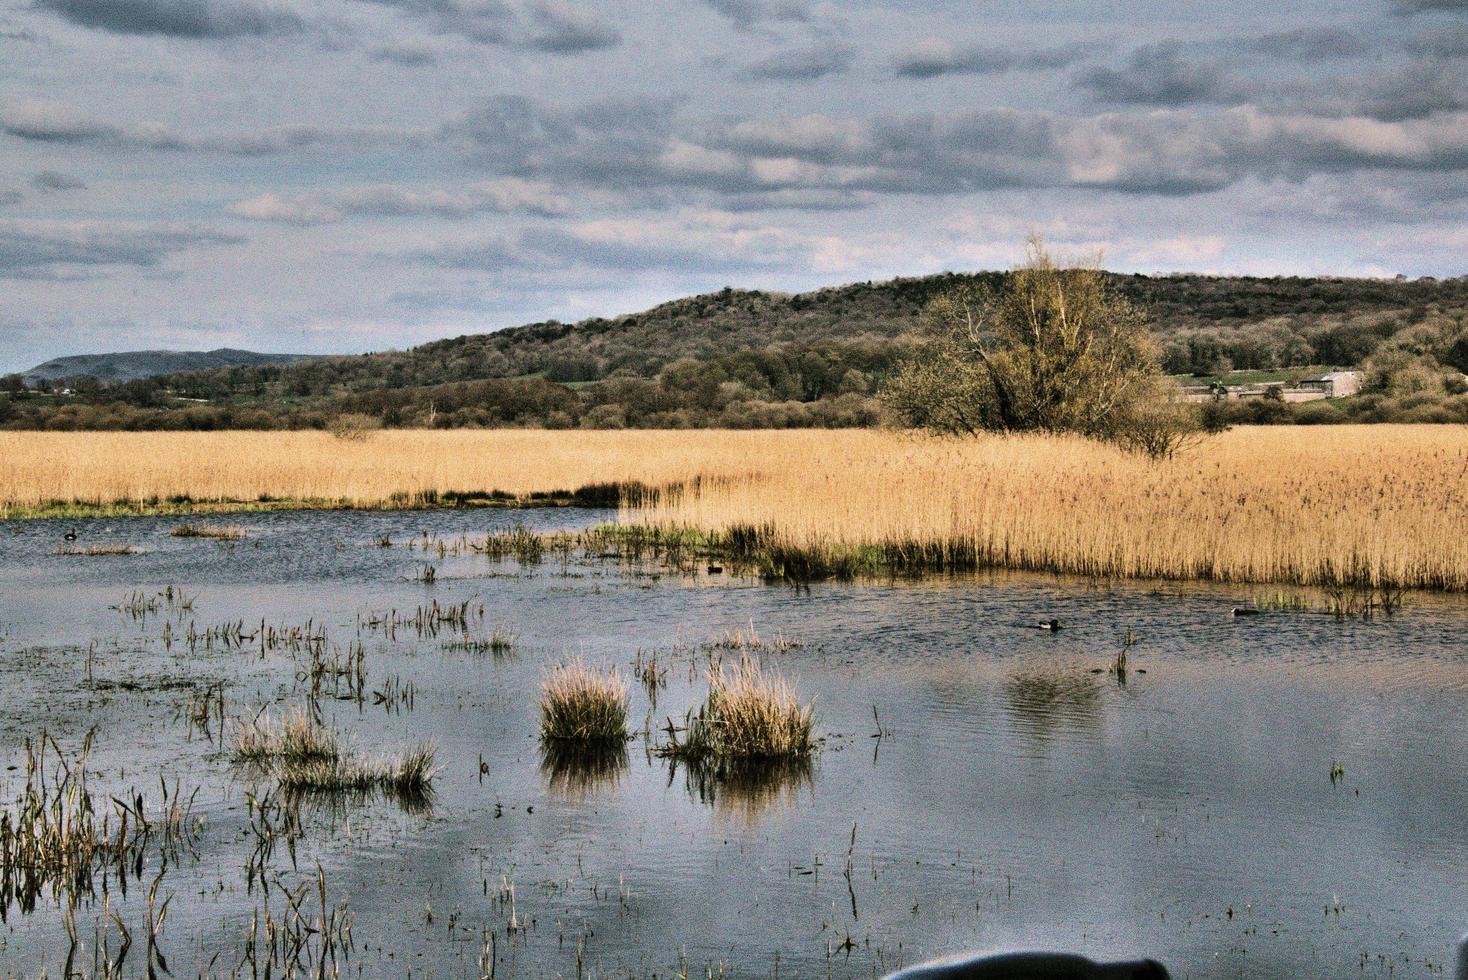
[[6, 271, 1468, 430]]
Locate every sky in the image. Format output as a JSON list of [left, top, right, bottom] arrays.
[[2, 0, 1467, 370]]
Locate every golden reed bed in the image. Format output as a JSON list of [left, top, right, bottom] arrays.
[[2, 427, 1466, 589]]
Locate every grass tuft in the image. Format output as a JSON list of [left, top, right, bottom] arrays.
[[539, 661, 629, 743], [276, 742, 437, 796], [170, 524, 246, 540], [661, 654, 815, 768], [233, 708, 340, 764]]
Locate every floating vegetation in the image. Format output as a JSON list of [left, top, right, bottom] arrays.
[[539, 661, 630, 744], [276, 742, 437, 798], [707, 620, 800, 653], [57, 544, 136, 557], [444, 624, 518, 657], [658, 654, 816, 777], [360, 598, 484, 639], [169, 524, 246, 541]]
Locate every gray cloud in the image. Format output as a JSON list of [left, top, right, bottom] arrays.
[[1238, 27, 1367, 60], [747, 42, 852, 79], [1406, 23, 1468, 54], [31, 170, 86, 191], [409, 237, 519, 270], [228, 178, 571, 224], [704, 0, 812, 29], [0, 220, 240, 279], [1356, 61, 1468, 119], [1393, 0, 1468, 13], [894, 40, 1099, 79], [1077, 43, 1237, 106], [437, 89, 1468, 207], [369, 41, 439, 65], [351, 0, 618, 50], [34, 0, 304, 38], [0, 99, 417, 155], [525, 0, 619, 51], [0, 99, 123, 143]]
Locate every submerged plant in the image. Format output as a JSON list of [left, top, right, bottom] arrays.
[[539, 661, 629, 743]]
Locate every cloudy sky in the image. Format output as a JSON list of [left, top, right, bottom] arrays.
[[2, 0, 1467, 369]]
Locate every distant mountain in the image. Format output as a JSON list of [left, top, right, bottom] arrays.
[[6, 270, 1468, 429], [22, 348, 314, 385]]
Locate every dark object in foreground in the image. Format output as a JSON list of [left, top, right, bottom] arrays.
[[1232, 607, 1261, 617], [885, 951, 1169, 980]]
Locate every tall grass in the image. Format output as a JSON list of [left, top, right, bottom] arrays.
[[4, 427, 1468, 588], [539, 661, 629, 743]]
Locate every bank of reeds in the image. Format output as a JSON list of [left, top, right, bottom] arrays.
[[6, 427, 1468, 590], [539, 661, 629, 743]]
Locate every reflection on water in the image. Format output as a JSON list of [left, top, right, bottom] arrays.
[[540, 739, 630, 799], [664, 754, 815, 825], [2, 507, 1468, 977], [1003, 662, 1103, 739]]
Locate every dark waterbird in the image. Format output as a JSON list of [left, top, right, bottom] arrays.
[[1231, 607, 1261, 617], [884, 951, 1169, 980], [1037, 619, 1061, 631], [63, 530, 77, 542]]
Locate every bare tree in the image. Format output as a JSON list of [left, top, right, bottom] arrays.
[[882, 238, 1198, 458]]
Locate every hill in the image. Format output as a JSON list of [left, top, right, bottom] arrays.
[[21, 348, 313, 385], [4, 271, 1468, 430]]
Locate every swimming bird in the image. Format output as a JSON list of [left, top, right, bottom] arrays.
[[63, 530, 77, 542], [1037, 619, 1061, 631], [1231, 607, 1261, 617]]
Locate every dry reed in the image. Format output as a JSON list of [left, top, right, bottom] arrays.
[[5, 427, 1468, 588], [233, 709, 340, 764], [662, 654, 815, 766], [539, 661, 629, 743]]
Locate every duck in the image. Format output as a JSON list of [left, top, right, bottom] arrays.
[[1231, 607, 1261, 617], [63, 530, 77, 542], [1037, 619, 1061, 631]]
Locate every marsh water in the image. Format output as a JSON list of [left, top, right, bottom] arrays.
[[1, 508, 1466, 978]]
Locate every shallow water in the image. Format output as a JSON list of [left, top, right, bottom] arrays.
[[1, 508, 1466, 978]]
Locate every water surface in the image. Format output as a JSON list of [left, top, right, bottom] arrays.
[[0, 508, 1464, 978]]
